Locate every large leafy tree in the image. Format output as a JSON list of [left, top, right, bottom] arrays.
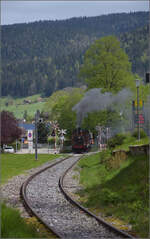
[[44, 89, 71, 119], [79, 35, 135, 93], [47, 88, 85, 137], [1, 111, 22, 147]]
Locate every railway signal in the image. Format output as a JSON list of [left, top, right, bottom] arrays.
[[58, 129, 67, 148], [50, 121, 59, 151], [96, 125, 110, 151], [35, 110, 40, 160]]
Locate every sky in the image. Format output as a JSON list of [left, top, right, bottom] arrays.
[[1, 1, 149, 25]]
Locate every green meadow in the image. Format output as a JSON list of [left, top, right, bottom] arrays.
[[1, 94, 47, 118], [1, 153, 59, 184]]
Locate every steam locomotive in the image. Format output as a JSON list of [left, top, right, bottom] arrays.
[[72, 128, 93, 153]]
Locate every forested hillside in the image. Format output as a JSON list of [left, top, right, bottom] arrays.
[[2, 11, 149, 97], [120, 24, 149, 77]]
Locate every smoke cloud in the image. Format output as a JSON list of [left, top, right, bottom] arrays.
[[72, 88, 133, 130]]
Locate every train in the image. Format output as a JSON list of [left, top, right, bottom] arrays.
[[72, 128, 93, 153]]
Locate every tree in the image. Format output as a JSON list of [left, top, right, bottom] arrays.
[[37, 122, 49, 144], [44, 89, 71, 119], [79, 36, 135, 93], [48, 88, 85, 138], [81, 110, 120, 134], [1, 111, 22, 147]]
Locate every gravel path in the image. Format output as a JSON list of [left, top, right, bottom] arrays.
[[26, 154, 123, 238]]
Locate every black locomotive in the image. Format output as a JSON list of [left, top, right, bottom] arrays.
[[72, 128, 92, 153]]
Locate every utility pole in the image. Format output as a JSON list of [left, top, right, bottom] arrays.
[[136, 79, 140, 141], [35, 110, 40, 160], [106, 127, 109, 145], [96, 125, 102, 151]]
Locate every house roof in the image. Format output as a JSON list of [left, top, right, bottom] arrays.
[[19, 123, 35, 130]]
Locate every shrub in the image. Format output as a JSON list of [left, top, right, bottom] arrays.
[[63, 139, 71, 146], [48, 136, 59, 145], [100, 150, 110, 163], [10, 142, 21, 151], [1, 203, 41, 238], [132, 129, 147, 139], [100, 188, 121, 204], [108, 133, 126, 148], [60, 147, 72, 153]]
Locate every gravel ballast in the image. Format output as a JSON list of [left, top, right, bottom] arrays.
[[25, 154, 124, 238], [1, 156, 65, 217]]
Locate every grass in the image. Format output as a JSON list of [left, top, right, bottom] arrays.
[[114, 133, 149, 151], [1, 203, 57, 238], [1, 94, 47, 118], [77, 150, 149, 238], [1, 94, 41, 104], [4, 101, 45, 118], [1, 154, 60, 184]]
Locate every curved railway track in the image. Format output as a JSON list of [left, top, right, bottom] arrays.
[[21, 154, 134, 238]]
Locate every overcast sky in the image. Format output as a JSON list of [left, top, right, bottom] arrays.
[[1, 1, 149, 25]]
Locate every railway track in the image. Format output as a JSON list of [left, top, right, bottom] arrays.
[[21, 153, 134, 238]]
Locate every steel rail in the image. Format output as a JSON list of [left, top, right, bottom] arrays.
[[59, 156, 135, 239], [20, 155, 72, 238]]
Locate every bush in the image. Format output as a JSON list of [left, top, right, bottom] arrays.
[[10, 142, 21, 151], [1, 203, 41, 238], [100, 150, 110, 163], [63, 140, 71, 146], [108, 133, 126, 148], [48, 136, 59, 145], [132, 129, 147, 139], [100, 188, 121, 204], [60, 147, 72, 153]]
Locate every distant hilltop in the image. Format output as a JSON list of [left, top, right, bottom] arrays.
[[2, 11, 149, 98]]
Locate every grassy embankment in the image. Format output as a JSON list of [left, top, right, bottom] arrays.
[[76, 135, 149, 238], [1, 94, 46, 118], [1, 154, 60, 238], [1, 203, 58, 238]]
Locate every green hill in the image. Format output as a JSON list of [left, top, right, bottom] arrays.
[[1, 95, 47, 119], [2, 11, 149, 97]]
